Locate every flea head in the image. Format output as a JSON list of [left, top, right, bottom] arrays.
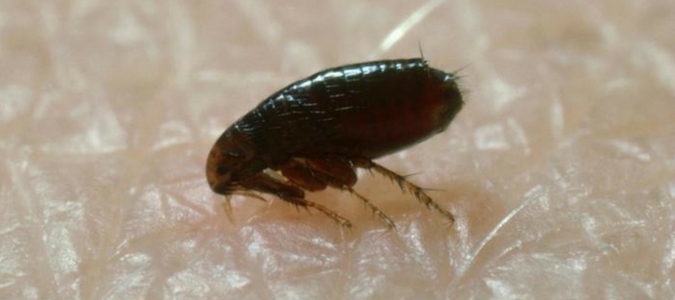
[[206, 130, 264, 195]]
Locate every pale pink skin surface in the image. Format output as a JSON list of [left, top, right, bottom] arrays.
[[2, 1, 674, 299]]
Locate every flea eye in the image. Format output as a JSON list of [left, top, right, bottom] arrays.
[[227, 151, 242, 158]]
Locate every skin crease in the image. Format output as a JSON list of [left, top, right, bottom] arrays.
[[1, 1, 673, 299]]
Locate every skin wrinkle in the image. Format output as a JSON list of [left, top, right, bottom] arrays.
[[449, 184, 543, 292]]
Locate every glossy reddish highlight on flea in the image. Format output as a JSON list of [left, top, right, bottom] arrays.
[[206, 58, 463, 229]]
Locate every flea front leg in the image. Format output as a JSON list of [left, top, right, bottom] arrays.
[[240, 173, 352, 228]]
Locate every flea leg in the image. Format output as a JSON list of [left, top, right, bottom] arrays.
[[356, 159, 455, 226], [286, 197, 353, 228], [220, 191, 269, 224], [231, 191, 268, 202], [241, 173, 352, 228], [221, 195, 234, 224], [341, 186, 396, 230], [276, 160, 328, 192], [293, 157, 396, 229]]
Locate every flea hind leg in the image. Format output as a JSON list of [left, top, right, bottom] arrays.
[[356, 159, 455, 225]]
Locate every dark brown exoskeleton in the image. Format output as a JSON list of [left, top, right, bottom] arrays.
[[206, 58, 463, 229]]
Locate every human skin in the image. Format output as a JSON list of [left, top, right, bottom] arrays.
[[1, 0, 674, 299]]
